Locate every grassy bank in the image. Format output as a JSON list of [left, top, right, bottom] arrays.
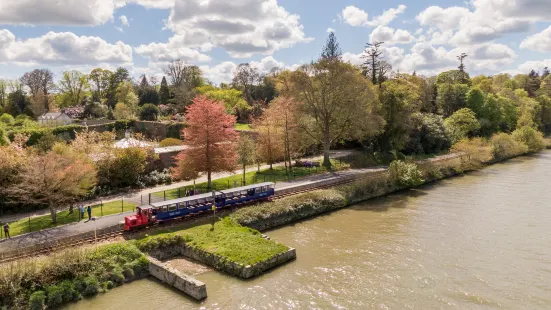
[[0, 243, 149, 310], [135, 217, 289, 266], [8, 200, 136, 237], [153, 158, 348, 200]]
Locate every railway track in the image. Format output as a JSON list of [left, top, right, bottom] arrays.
[[0, 169, 394, 264]]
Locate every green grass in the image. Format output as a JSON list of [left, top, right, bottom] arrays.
[[8, 200, 136, 237], [135, 217, 288, 266], [153, 158, 349, 200], [234, 123, 252, 131]]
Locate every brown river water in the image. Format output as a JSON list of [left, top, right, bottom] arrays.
[[66, 151, 551, 309]]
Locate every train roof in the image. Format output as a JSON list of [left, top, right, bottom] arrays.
[[147, 182, 275, 208]]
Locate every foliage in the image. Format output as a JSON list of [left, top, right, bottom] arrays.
[[97, 147, 148, 188], [159, 76, 170, 104], [512, 126, 545, 153], [490, 133, 529, 161], [57, 71, 89, 107], [113, 102, 136, 120], [172, 96, 238, 188], [139, 103, 159, 121], [444, 108, 480, 142], [436, 83, 469, 117], [388, 160, 424, 187], [138, 169, 173, 188], [405, 113, 451, 154], [29, 291, 46, 310], [159, 138, 182, 147], [0, 113, 14, 125], [83, 101, 108, 119], [451, 138, 494, 169], [236, 135, 256, 184], [196, 85, 250, 120]]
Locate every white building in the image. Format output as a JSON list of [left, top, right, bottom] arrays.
[[38, 112, 73, 127]]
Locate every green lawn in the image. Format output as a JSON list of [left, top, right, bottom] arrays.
[[152, 158, 349, 200], [235, 123, 252, 131], [8, 200, 136, 237], [136, 217, 289, 266]]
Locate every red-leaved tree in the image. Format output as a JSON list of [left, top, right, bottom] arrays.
[[172, 95, 238, 189]]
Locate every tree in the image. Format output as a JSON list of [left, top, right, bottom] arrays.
[[172, 96, 238, 189], [405, 113, 451, 155], [9, 145, 96, 223], [106, 67, 131, 108], [196, 85, 250, 121], [512, 126, 544, 152], [525, 69, 540, 98], [236, 135, 256, 185], [58, 71, 89, 107], [457, 53, 468, 83], [139, 103, 160, 121], [232, 63, 260, 105], [0, 143, 29, 206], [0, 79, 7, 110], [159, 76, 170, 104], [444, 108, 480, 142], [436, 70, 471, 86], [89, 68, 112, 102], [362, 41, 384, 86], [436, 83, 469, 117], [321, 32, 342, 61], [138, 75, 159, 106], [97, 147, 148, 188], [113, 103, 135, 120], [287, 59, 384, 167], [20, 69, 54, 112]]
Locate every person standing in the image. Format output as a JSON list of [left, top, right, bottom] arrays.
[[87, 205, 92, 221], [79, 205, 85, 221], [3, 223, 10, 239]]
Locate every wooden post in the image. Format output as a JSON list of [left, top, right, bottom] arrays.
[[121, 199, 124, 213], [101, 201, 103, 216], [164, 191, 166, 201]]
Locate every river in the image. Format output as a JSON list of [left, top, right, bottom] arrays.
[[67, 152, 551, 309]]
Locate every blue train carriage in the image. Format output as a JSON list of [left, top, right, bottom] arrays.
[[151, 192, 215, 222], [217, 182, 275, 207]]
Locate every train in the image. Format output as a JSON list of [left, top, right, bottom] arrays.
[[123, 182, 275, 231]]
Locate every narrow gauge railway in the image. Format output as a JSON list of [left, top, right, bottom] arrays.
[[124, 182, 276, 231]]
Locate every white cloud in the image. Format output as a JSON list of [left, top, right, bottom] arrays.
[[121, 0, 175, 9], [366, 5, 407, 27], [473, 0, 551, 22], [250, 56, 284, 73], [516, 59, 551, 73], [370, 26, 414, 45], [119, 15, 129, 27], [327, 28, 335, 33], [0, 0, 116, 26], [342, 6, 368, 27], [115, 27, 124, 33], [342, 52, 363, 66], [166, 0, 311, 58], [135, 35, 212, 63], [0, 30, 132, 66], [520, 25, 551, 52], [416, 6, 469, 31], [200, 61, 238, 85]]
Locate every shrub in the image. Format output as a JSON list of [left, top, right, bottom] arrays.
[[0, 113, 15, 125], [138, 169, 173, 187], [512, 126, 544, 153], [83, 102, 108, 119], [444, 108, 480, 143], [59, 280, 80, 302], [97, 147, 148, 188], [388, 160, 424, 187], [29, 291, 46, 310], [80, 276, 100, 296], [108, 266, 125, 285], [0, 126, 8, 146], [159, 138, 182, 147], [166, 123, 185, 139], [490, 133, 528, 160], [113, 103, 136, 120], [139, 104, 160, 121], [451, 137, 494, 169], [45, 285, 64, 307]]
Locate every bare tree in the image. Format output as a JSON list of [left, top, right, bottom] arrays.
[[20, 69, 54, 112], [232, 63, 260, 105], [362, 41, 384, 86], [164, 59, 187, 86], [377, 61, 393, 86], [457, 53, 468, 83]]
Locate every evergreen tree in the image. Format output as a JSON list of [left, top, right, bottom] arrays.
[[525, 70, 541, 98], [159, 76, 170, 104], [321, 32, 342, 61]]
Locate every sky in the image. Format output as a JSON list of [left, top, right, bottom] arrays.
[[0, 0, 550, 85]]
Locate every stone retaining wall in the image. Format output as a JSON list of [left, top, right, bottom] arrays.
[[147, 256, 207, 300]]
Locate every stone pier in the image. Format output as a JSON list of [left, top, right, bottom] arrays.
[[147, 256, 207, 300]]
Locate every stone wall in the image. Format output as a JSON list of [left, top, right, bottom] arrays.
[[147, 256, 207, 300]]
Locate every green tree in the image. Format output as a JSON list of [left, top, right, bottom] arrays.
[[512, 126, 544, 152], [88, 68, 112, 102], [436, 83, 469, 117], [159, 76, 170, 104], [113, 103, 136, 120], [444, 108, 480, 142], [236, 135, 256, 185], [97, 147, 148, 188], [139, 103, 159, 121], [435, 70, 471, 86], [196, 85, 250, 121], [58, 71, 89, 107]]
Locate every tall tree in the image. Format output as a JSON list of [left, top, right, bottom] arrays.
[[9, 145, 96, 223], [287, 59, 384, 167], [0, 79, 7, 110], [236, 135, 256, 185], [525, 69, 541, 98], [232, 63, 260, 105], [457, 53, 468, 83], [172, 96, 238, 189], [58, 71, 89, 107], [321, 32, 342, 61], [106, 67, 131, 108], [159, 76, 170, 104], [362, 41, 384, 86], [89, 68, 112, 102], [20, 69, 54, 112], [137, 75, 159, 106]]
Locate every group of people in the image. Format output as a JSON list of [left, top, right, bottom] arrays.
[[79, 205, 93, 221]]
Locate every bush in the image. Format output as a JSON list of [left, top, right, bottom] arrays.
[[388, 160, 424, 187], [159, 138, 182, 147], [29, 291, 46, 310], [139, 104, 160, 121], [490, 133, 529, 160], [83, 102, 108, 119], [108, 266, 125, 285], [0, 126, 8, 146], [59, 280, 80, 302], [444, 108, 480, 143], [138, 169, 173, 187], [451, 137, 494, 169], [166, 123, 185, 139], [46, 285, 64, 307], [512, 126, 544, 153], [0, 113, 15, 125], [97, 147, 148, 188], [80, 276, 100, 296]]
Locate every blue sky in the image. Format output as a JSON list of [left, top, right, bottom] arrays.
[[0, 0, 550, 84]]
